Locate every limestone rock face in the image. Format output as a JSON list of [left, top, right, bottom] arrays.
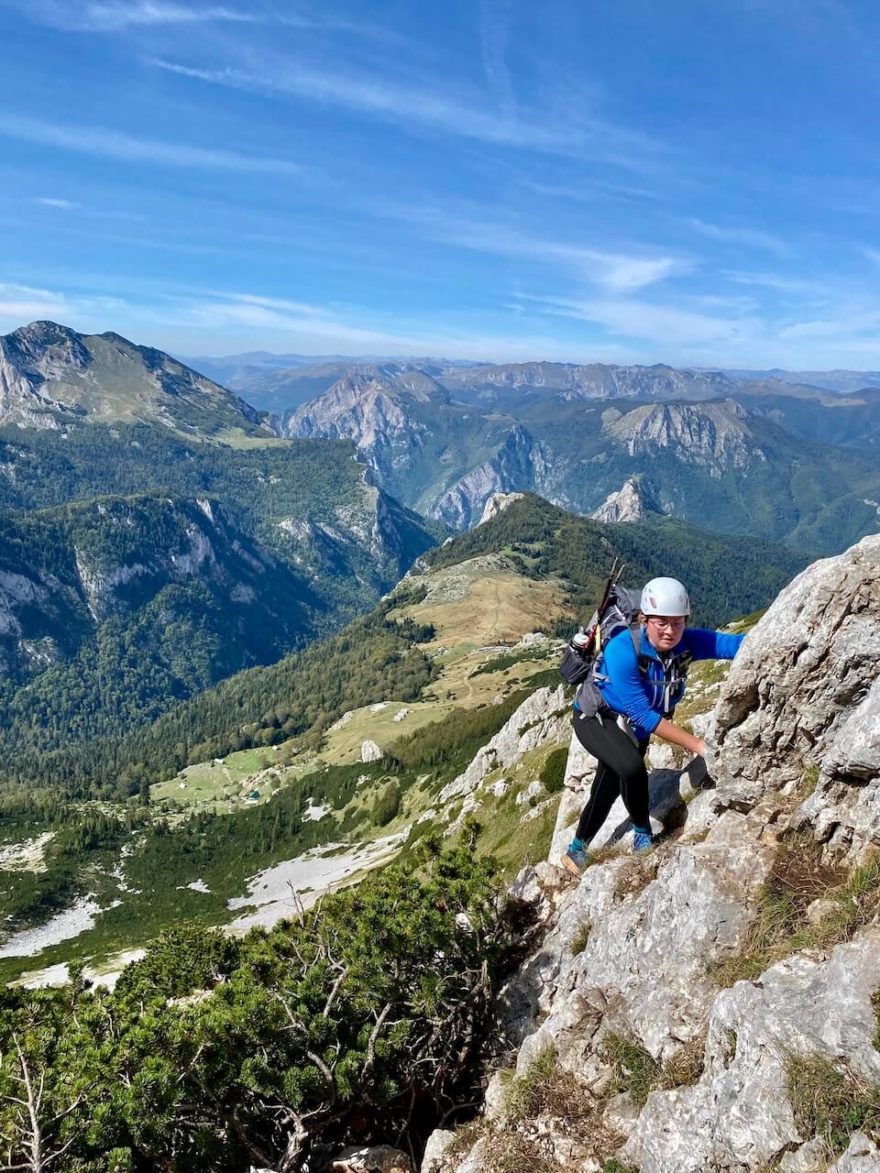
[[438, 685, 568, 806], [604, 400, 765, 476], [478, 491, 525, 525], [829, 1133, 880, 1171], [621, 927, 880, 1172], [429, 427, 546, 530], [712, 533, 880, 854], [425, 536, 880, 1173], [590, 477, 650, 523]]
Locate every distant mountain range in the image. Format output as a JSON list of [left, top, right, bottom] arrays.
[[718, 367, 880, 394], [3, 323, 879, 562], [273, 362, 880, 551], [183, 346, 880, 399]]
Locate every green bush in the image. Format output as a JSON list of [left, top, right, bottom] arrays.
[[0, 845, 510, 1171], [371, 779, 402, 826], [539, 746, 568, 793]]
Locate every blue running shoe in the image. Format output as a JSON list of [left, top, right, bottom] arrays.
[[633, 825, 653, 853], [562, 838, 589, 877]]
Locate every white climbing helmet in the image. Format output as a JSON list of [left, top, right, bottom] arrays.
[[640, 577, 690, 618]]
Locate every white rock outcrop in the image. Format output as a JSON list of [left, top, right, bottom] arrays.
[[479, 491, 525, 525], [712, 533, 880, 856], [360, 740, 384, 764], [438, 686, 569, 806], [590, 477, 648, 523]]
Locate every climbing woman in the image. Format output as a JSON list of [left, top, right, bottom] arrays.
[[562, 576, 745, 877]]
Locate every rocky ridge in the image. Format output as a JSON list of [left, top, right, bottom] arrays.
[[603, 400, 765, 475], [270, 361, 879, 550], [424, 534, 880, 1172]]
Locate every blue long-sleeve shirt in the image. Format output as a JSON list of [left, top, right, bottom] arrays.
[[592, 626, 745, 741]]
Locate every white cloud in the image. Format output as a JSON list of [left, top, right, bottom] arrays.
[[153, 57, 655, 163], [533, 293, 760, 352], [21, 1, 257, 31], [691, 218, 786, 254], [724, 269, 825, 296], [391, 207, 690, 293], [521, 286, 880, 367], [0, 283, 124, 328], [162, 289, 608, 361], [0, 114, 304, 174], [35, 196, 81, 209], [86, 2, 255, 28]]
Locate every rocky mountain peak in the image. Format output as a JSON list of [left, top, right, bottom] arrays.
[[286, 369, 418, 445], [427, 534, 880, 1172], [604, 399, 763, 473], [478, 492, 526, 525], [0, 321, 262, 434], [590, 477, 655, 523]]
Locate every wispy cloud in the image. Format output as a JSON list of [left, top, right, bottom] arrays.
[[724, 269, 825, 296], [523, 177, 661, 205], [690, 218, 787, 254], [478, 0, 515, 113], [529, 292, 760, 353], [390, 206, 691, 293], [173, 289, 596, 360], [20, 1, 257, 31], [520, 284, 880, 367], [0, 114, 305, 174], [153, 57, 656, 163], [0, 282, 123, 326], [35, 196, 81, 209]]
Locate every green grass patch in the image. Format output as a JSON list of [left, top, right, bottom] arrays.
[[470, 645, 553, 677], [539, 746, 568, 793], [602, 1031, 705, 1107], [571, 921, 591, 956], [786, 1052, 880, 1155], [475, 789, 560, 880], [602, 1033, 660, 1107]]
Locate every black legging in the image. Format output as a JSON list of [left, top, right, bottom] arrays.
[[572, 713, 650, 842]]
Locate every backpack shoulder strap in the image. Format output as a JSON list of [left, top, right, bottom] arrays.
[[629, 622, 652, 676]]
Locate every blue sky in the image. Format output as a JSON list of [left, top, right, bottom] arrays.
[[2, 0, 880, 367]]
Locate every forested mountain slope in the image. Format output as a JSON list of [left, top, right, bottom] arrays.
[[0, 414, 439, 772], [0, 493, 321, 745]]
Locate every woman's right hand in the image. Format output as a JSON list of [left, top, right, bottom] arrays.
[[655, 718, 706, 760]]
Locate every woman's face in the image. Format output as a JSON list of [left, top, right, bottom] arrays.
[[645, 615, 686, 653]]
